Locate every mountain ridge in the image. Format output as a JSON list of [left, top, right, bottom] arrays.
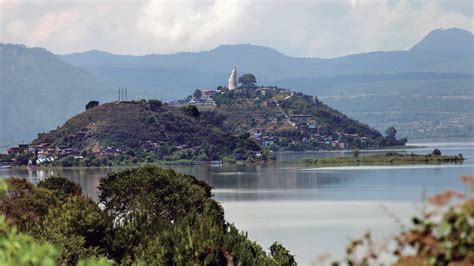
[[410, 28, 474, 52], [61, 28, 473, 60]]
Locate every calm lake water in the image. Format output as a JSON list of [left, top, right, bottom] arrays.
[[1, 142, 473, 265]]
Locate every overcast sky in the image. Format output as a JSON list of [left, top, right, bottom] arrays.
[[1, 0, 472, 58]]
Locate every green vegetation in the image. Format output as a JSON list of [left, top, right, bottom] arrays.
[[28, 100, 262, 166], [85, 101, 99, 110], [192, 89, 202, 99], [0, 179, 111, 266], [0, 166, 296, 265], [300, 151, 464, 166], [238, 73, 257, 88]]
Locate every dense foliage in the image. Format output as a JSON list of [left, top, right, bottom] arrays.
[[0, 179, 111, 266], [0, 166, 296, 265]]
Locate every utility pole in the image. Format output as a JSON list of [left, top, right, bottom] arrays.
[[117, 87, 128, 102]]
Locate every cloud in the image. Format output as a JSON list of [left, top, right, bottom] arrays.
[[136, 0, 250, 50], [0, 0, 472, 57]]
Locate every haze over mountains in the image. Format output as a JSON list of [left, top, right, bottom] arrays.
[[1, 28, 473, 148]]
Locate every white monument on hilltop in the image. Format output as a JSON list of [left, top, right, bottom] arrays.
[[228, 66, 237, 90]]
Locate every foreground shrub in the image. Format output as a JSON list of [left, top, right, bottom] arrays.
[[0, 178, 57, 231], [30, 196, 111, 265], [37, 175, 82, 199]]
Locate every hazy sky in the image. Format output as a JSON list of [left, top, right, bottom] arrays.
[[1, 0, 472, 58]]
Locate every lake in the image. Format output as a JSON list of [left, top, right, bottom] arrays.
[[1, 142, 473, 265]]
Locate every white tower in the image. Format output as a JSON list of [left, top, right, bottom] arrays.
[[228, 66, 237, 90]]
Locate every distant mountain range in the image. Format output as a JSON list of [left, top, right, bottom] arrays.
[[1, 28, 473, 149], [0, 44, 116, 149], [61, 28, 473, 99]]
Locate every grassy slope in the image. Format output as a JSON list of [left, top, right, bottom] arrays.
[[33, 101, 237, 156]]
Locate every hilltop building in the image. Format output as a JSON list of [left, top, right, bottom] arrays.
[[228, 66, 237, 90]]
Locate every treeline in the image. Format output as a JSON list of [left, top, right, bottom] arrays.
[[0, 166, 296, 265]]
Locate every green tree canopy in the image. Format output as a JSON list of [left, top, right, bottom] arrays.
[[148, 99, 163, 111], [385, 126, 397, 140], [432, 148, 442, 156], [97, 166, 223, 261], [182, 105, 201, 119], [0, 178, 57, 231], [193, 89, 202, 99], [238, 73, 257, 88], [37, 175, 82, 200], [31, 196, 111, 265], [85, 100, 99, 110]]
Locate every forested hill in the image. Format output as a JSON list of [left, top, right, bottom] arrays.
[[31, 88, 404, 164], [0, 43, 115, 149]]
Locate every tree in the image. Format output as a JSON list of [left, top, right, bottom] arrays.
[[148, 99, 163, 111], [37, 175, 82, 200], [182, 105, 200, 119], [0, 178, 57, 231], [193, 89, 202, 99], [31, 196, 110, 265], [385, 127, 397, 140], [270, 242, 297, 266], [238, 74, 257, 88], [432, 148, 442, 156], [97, 166, 224, 261], [85, 101, 99, 110]]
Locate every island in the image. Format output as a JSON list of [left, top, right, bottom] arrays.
[[299, 150, 464, 166], [1, 71, 409, 168]]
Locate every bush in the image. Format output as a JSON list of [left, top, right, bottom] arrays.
[[38, 175, 82, 200], [31, 196, 111, 265], [148, 99, 162, 111], [270, 242, 297, 266], [0, 178, 57, 230], [85, 101, 99, 110], [432, 148, 442, 156]]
